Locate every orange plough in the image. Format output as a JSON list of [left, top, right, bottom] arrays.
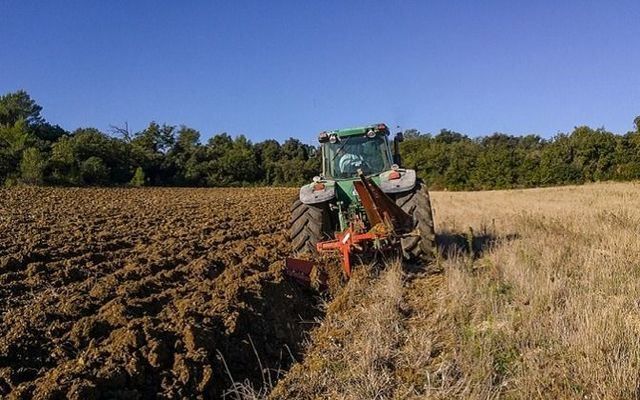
[[285, 171, 415, 286]]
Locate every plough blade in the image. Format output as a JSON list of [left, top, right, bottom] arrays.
[[284, 258, 328, 290]]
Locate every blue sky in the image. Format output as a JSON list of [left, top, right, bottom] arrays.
[[1, 1, 639, 143]]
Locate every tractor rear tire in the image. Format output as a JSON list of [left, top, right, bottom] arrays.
[[395, 180, 436, 262], [290, 199, 332, 255]]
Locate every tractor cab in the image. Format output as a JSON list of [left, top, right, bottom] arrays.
[[318, 124, 399, 179], [303, 124, 412, 213]]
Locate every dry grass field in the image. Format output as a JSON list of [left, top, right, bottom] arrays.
[[3, 182, 640, 399], [273, 182, 640, 399]]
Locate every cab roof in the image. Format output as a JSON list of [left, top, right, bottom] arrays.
[[325, 123, 390, 138]]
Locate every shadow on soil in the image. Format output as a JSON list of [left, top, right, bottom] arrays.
[[437, 230, 519, 259], [214, 279, 323, 398]]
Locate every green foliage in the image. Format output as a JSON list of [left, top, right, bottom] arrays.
[[1, 89, 639, 191], [131, 122, 176, 185], [130, 167, 146, 187], [49, 136, 80, 184], [203, 134, 257, 186], [0, 119, 32, 183], [47, 128, 130, 185], [80, 156, 109, 185], [270, 138, 319, 186], [401, 123, 640, 190], [0, 90, 43, 126], [19, 147, 45, 185], [255, 139, 281, 184], [0, 119, 33, 151]]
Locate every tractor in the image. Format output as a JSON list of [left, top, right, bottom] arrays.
[[285, 123, 435, 284]]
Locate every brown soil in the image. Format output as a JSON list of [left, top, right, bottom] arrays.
[[0, 187, 322, 399]]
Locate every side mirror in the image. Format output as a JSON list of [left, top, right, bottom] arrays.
[[318, 131, 330, 143], [393, 132, 403, 167]]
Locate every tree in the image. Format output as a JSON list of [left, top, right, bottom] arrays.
[[130, 167, 146, 187], [539, 134, 581, 185], [47, 128, 132, 185], [516, 135, 545, 187], [273, 138, 317, 185], [434, 129, 466, 144], [0, 119, 33, 184], [443, 140, 479, 190], [403, 129, 423, 140], [49, 136, 80, 184], [471, 134, 519, 189], [132, 122, 175, 153], [80, 156, 109, 185], [34, 123, 67, 143], [0, 90, 43, 126], [0, 91, 70, 184], [19, 147, 45, 185], [281, 138, 310, 161], [131, 122, 176, 185], [205, 135, 259, 186], [569, 126, 617, 181], [0, 118, 32, 152], [254, 139, 281, 184], [166, 126, 201, 185]]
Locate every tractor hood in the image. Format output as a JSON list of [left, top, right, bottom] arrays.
[[299, 169, 417, 205]]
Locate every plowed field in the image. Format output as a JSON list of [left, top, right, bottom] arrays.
[[0, 187, 320, 399]]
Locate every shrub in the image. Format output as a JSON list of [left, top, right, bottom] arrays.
[[80, 156, 109, 185], [19, 147, 45, 185], [130, 167, 146, 187]]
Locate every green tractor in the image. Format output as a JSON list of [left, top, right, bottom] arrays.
[[287, 123, 435, 279]]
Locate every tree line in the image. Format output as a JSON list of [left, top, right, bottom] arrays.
[[401, 120, 640, 190], [1, 90, 639, 190], [0, 90, 319, 187]]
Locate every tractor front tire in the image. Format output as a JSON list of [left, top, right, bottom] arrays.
[[290, 199, 332, 255], [396, 180, 436, 262]]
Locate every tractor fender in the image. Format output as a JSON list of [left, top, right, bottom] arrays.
[[299, 182, 336, 204], [378, 169, 417, 194]]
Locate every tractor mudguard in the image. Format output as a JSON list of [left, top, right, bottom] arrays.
[[378, 169, 417, 194], [299, 182, 336, 204]]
